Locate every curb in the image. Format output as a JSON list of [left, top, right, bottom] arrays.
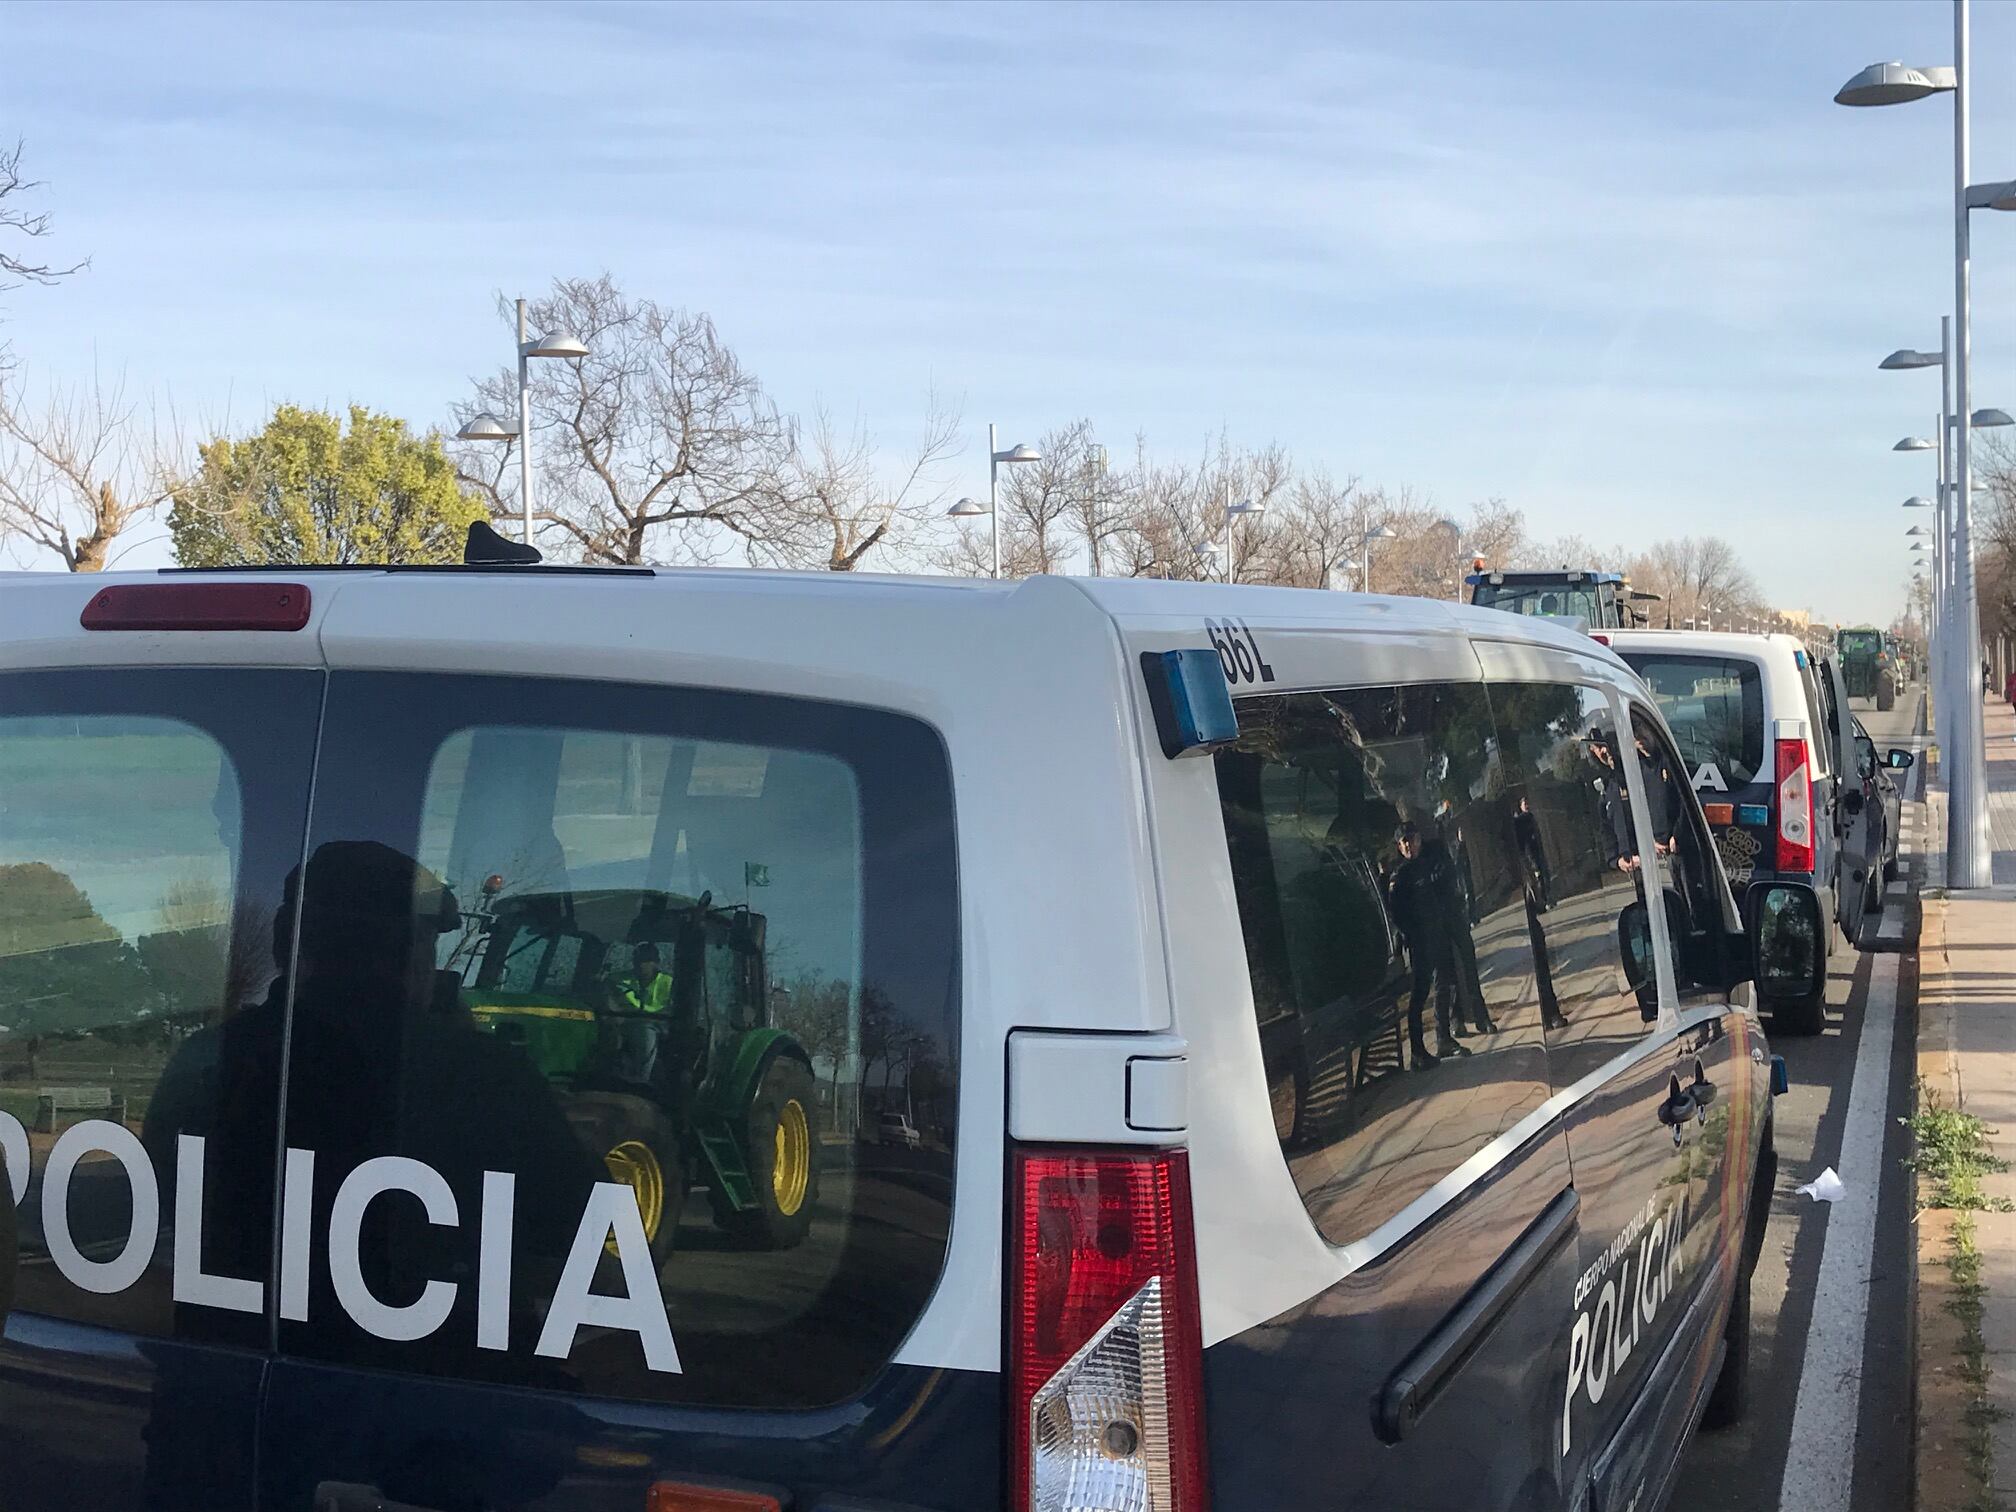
[[1913, 895, 1972, 1512]]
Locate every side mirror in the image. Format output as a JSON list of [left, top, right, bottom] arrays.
[[1751, 883, 1825, 1002], [1886, 748, 1915, 770]]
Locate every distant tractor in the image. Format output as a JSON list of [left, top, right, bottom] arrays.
[[1466, 569, 1658, 632], [453, 886, 819, 1264], [1836, 627, 1896, 712]]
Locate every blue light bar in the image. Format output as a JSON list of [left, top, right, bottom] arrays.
[[1737, 803, 1771, 826], [1794, 649, 1809, 669], [1141, 648, 1239, 759], [1770, 1055, 1790, 1096]]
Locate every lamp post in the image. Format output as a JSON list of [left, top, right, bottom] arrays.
[[1431, 515, 1467, 600], [1220, 489, 1263, 584], [1360, 524, 1397, 592], [1839, 9, 2016, 886], [948, 423, 1040, 579], [1329, 557, 1359, 591], [457, 297, 589, 547]]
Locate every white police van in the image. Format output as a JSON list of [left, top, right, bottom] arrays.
[[0, 563, 1810, 1512]]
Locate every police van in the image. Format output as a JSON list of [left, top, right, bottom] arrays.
[[0, 565, 1813, 1512], [1604, 630, 1911, 1034]]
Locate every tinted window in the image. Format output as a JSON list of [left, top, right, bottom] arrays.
[[1473, 583, 1603, 621], [1616, 653, 1764, 789], [1488, 683, 1657, 1083], [237, 673, 957, 1410], [1629, 706, 1737, 1006], [1215, 682, 1553, 1245], [0, 670, 319, 1340]]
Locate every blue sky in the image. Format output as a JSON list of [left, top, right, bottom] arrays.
[[6, 0, 2014, 622]]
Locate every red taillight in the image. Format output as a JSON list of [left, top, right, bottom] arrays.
[[645, 1487, 780, 1512], [645, 1483, 778, 1507], [1010, 1147, 1207, 1512], [1774, 737, 1815, 873], [80, 581, 311, 632], [1590, 633, 1612, 646]]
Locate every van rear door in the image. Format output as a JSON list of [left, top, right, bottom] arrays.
[[1820, 654, 1878, 941], [0, 663, 323, 1512], [1614, 650, 1772, 898], [253, 667, 979, 1512]]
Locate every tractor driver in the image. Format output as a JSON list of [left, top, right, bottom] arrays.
[[616, 942, 673, 1083]]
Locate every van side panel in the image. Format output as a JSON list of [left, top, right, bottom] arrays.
[[1126, 617, 1584, 1512]]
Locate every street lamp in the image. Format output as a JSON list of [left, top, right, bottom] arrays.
[[458, 297, 590, 547], [1432, 515, 1466, 600], [456, 413, 519, 442], [1838, 8, 2016, 886], [1217, 493, 1264, 584], [947, 424, 1040, 579], [1329, 557, 1359, 591], [1360, 524, 1397, 592]]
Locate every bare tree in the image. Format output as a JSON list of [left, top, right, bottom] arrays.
[[451, 275, 794, 565], [759, 395, 962, 571], [1628, 536, 1762, 628], [0, 371, 175, 571], [1266, 469, 1365, 589], [0, 141, 86, 366], [1069, 437, 1129, 577]]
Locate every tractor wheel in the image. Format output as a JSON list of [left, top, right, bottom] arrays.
[[573, 1093, 685, 1270], [728, 1054, 819, 1250], [1877, 675, 1896, 713]]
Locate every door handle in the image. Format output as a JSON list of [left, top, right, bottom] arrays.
[[1656, 1073, 1694, 1129], [1689, 1060, 1718, 1112], [315, 1484, 447, 1512]]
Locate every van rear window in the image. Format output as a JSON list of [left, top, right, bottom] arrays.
[[1617, 653, 1765, 788], [267, 674, 957, 1410]]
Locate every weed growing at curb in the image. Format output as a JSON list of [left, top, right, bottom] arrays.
[[1906, 1093, 2016, 1213], [1944, 1214, 2005, 1512], [1909, 1086, 2011, 1510]]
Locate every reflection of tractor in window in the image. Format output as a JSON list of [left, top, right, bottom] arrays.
[[449, 884, 818, 1264]]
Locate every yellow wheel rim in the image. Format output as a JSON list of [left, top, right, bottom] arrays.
[[772, 1099, 811, 1217], [604, 1139, 666, 1254]]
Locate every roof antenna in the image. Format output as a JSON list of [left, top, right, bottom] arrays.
[[465, 520, 542, 566]]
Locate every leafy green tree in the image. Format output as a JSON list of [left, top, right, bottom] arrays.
[[0, 862, 151, 1040], [169, 403, 483, 566]]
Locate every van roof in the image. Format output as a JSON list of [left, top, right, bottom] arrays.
[[5, 565, 1625, 665]]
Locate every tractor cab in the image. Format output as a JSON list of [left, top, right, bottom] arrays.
[[1465, 568, 1656, 631]]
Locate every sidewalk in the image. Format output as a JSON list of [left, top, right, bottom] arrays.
[[1915, 692, 2016, 1512]]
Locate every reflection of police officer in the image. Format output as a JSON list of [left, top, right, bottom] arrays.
[[209, 844, 602, 1368], [1514, 796, 1552, 910], [1387, 823, 1493, 1067]]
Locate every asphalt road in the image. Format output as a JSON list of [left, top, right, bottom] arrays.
[[1679, 687, 1926, 1512]]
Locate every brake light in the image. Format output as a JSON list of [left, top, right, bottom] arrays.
[[1774, 737, 1815, 873], [80, 582, 311, 632], [1590, 633, 1611, 646], [644, 1488, 779, 1512], [1010, 1147, 1207, 1512]]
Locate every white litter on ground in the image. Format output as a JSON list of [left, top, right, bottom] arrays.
[[1796, 1167, 1847, 1203]]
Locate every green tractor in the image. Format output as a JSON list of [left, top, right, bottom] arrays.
[[1836, 627, 1897, 712], [449, 884, 819, 1264]]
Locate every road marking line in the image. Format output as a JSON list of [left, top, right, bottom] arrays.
[[1778, 952, 1900, 1512]]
